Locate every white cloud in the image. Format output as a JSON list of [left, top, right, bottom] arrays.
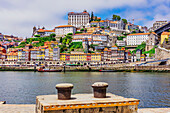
[[0, 0, 169, 37]]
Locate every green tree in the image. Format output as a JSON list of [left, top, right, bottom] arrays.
[[67, 33, 73, 35], [62, 38, 67, 44], [50, 33, 56, 38], [52, 38, 56, 41], [101, 26, 104, 29], [117, 16, 121, 21], [80, 28, 84, 32], [113, 15, 117, 21], [75, 31, 82, 34], [132, 31, 136, 34], [70, 48, 74, 51], [122, 19, 127, 24], [95, 16, 97, 21], [34, 34, 40, 37], [91, 12, 94, 22]]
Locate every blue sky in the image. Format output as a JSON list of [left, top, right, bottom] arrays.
[[0, 0, 170, 37]]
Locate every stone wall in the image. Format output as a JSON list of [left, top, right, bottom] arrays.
[[155, 47, 170, 60], [43, 105, 138, 113]]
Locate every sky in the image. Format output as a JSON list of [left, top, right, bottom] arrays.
[[0, 0, 170, 38]]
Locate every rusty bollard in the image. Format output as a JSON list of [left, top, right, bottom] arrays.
[[92, 82, 108, 98], [56, 83, 73, 100]]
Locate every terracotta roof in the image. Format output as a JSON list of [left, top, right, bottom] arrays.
[[7, 52, 18, 56], [99, 20, 105, 22], [162, 32, 170, 35], [128, 32, 156, 36], [0, 47, 5, 50], [110, 21, 118, 24], [91, 21, 99, 23], [104, 48, 108, 51], [121, 48, 125, 50], [93, 34, 107, 36], [55, 25, 74, 28], [74, 33, 93, 35], [0, 52, 6, 55], [37, 29, 55, 32]]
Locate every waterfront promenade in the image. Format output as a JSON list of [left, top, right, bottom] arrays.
[[0, 104, 169, 113]]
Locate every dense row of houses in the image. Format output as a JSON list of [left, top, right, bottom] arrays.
[[0, 45, 147, 63]]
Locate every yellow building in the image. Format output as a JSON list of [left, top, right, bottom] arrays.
[[70, 53, 87, 61], [37, 48, 45, 60], [7, 52, 18, 61], [161, 32, 170, 44], [60, 53, 101, 62], [91, 53, 101, 61], [60, 53, 66, 61]]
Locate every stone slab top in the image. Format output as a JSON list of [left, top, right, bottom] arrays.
[[36, 93, 139, 106], [92, 82, 108, 87], [56, 83, 74, 88]]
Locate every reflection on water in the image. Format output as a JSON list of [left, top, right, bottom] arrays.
[[0, 71, 169, 108]]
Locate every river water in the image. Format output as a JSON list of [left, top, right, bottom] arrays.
[[0, 71, 169, 108]]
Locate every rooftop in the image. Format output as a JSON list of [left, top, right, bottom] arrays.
[[162, 32, 170, 35], [128, 32, 156, 36], [55, 25, 74, 28]]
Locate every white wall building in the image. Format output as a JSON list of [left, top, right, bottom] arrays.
[[127, 33, 155, 46], [72, 33, 108, 45], [55, 25, 76, 37], [116, 40, 126, 46], [68, 10, 90, 28]]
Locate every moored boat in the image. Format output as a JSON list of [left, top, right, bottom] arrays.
[[38, 69, 62, 72], [38, 66, 62, 72], [99, 70, 116, 72]]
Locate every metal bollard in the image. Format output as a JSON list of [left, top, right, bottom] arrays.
[[56, 83, 73, 100], [92, 82, 108, 98]]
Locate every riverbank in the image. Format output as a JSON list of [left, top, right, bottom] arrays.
[[0, 65, 170, 72], [0, 104, 169, 113]]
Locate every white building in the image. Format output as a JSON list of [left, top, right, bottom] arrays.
[[116, 40, 126, 46], [72, 33, 93, 45], [90, 20, 124, 30], [153, 21, 167, 30], [53, 47, 60, 61], [68, 10, 90, 28], [55, 25, 76, 37], [127, 33, 156, 46], [72, 33, 108, 45], [110, 21, 124, 30]]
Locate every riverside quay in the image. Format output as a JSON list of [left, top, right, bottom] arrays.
[[36, 82, 140, 113], [0, 61, 115, 66]]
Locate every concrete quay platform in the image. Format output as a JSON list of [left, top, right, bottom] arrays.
[[0, 104, 169, 113], [36, 93, 140, 113]]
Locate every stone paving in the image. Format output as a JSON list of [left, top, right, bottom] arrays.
[[138, 108, 170, 113], [0, 104, 35, 113], [0, 104, 169, 113]]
